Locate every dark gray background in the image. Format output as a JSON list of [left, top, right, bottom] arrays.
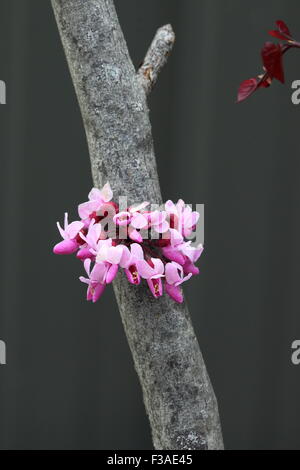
[[0, 0, 300, 450]]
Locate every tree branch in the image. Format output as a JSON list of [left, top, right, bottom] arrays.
[[51, 0, 223, 450], [137, 24, 175, 94]]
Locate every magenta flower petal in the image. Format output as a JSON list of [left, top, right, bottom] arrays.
[[125, 265, 141, 285], [162, 245, 185, 265], [165, 283, 183, 303], [128, 228, 143, 243], [92, 282, 106, 302], [106, 263, 119, 283], [86, 285, 93, 301], [76, 247, 93, 260], [147, 278, 163, 298], [53, 239, 78, 255], [183, 259, 199, 275]]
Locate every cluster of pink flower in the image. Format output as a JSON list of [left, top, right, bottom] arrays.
[[53, 183, 203, 303]]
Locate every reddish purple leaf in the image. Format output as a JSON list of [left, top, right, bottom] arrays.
[[237, 78, 258, 103], [261, 42, 284, 83], [268, 30, 290, 41], [276, 20, 291, 37]]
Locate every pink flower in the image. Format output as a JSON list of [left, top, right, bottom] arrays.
[[119, 243, 144, 284], [54, 186, 204, 305], [183, 259, 199, 275], [181, 242, 203, 263], [161, 229, 185, 265], [114, 203, 149, 242], [164, 260, 192, 303], [96, 239, 124, 264], [78, 182, 113, 219], [79, 259, 106, 302], [148, 211, 169, 234], [79, 219, 102, 252], [113, 202, 149, 228], [130, 202, 149, 229], [53, 213, 84, 255], [165, 261, 192, 286], [162, 244, 185, 265], [95, 239, 124, 283], [165, 200, 199, 237], [137, 258, 164, 298], [76, 246, 94, 261], [165, 283, 183, 303]]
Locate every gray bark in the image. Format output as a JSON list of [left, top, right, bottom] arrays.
[[137, 24, 175, 95], [51, 0, 224, 450]]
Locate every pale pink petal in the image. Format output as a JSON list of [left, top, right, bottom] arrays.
[[154, 220, 169, 233], [66, 221, 84, 239], [83, 258, 91, 276], [165, 200, 177, 213], [193, 244, 204, 262], [151, 258, 164, 276], [78, 201, 95, 219], [88, 187, 102, 201], [182, 243, 204, 262], [113, 211, 131, 226], [129, 201, 149, 213], [106, 263, 118, 283], [64, 212, 69, 230], [175, 272, 192, 286], [130, 243, 144, 261], [56, 221, 66, 240], [99, 182, 113, 202], [119, 245, 131, 268], [79, 276, 90, 285], [90, 262, 107, 283], [176, 199, 185, 212], [165, 262, 181, 285], [89, 222, 102, 247], [149, 210, 160, 225], [79, 218, 95, 245], [136, 260, 154, 279], [131, 213, 148, 229], [169, 228, 183, 246], [106, 245, 123, 264]]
